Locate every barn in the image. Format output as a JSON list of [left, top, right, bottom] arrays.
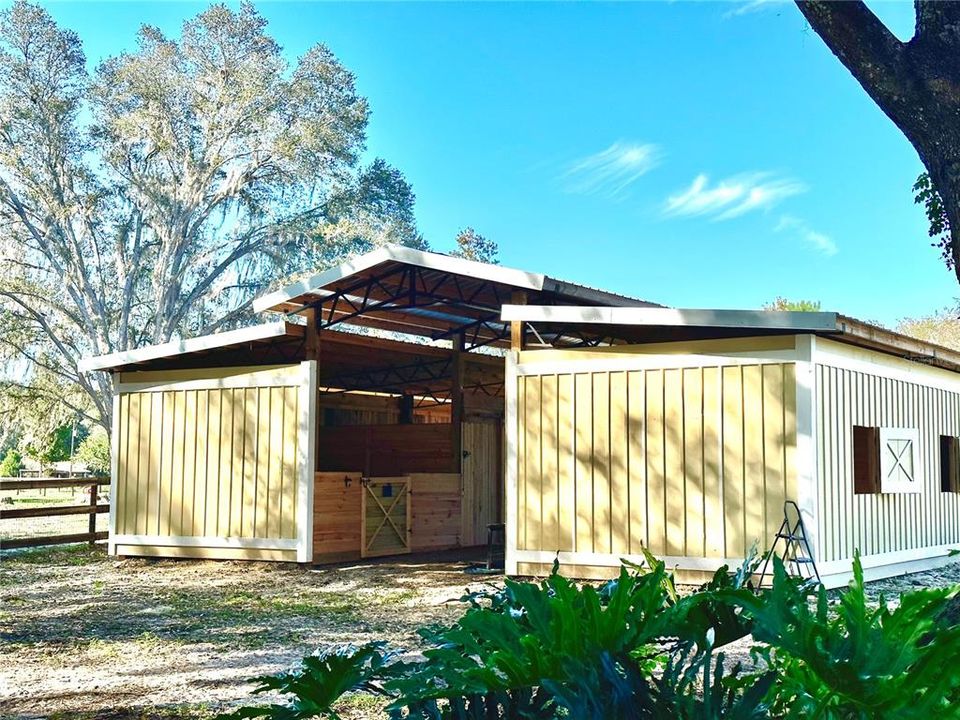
[[79, 248, 651, 564], [81, 248, 960, 587]]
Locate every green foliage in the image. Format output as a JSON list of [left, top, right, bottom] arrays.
[[914, 173, 953, 270], [73, 430, 110, 475], [450, 227, 499, 264], [741, 553, 960, 719], [229, 551, 960, 720], [0, 446, 21, 476], [763, 297, 823, 312], [24, 423, 87, 465]]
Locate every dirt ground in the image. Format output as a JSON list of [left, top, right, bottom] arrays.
[[0, 544, 498, 720], [3, 546, 960, 720]]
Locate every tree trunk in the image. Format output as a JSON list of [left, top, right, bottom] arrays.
[[796, 1, 960, 283]]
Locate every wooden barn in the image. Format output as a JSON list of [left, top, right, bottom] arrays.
[[81, 248, 960, 587], [501, 305, 960, 587], [79, 248, 651, 564]]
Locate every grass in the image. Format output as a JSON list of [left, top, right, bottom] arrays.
[[0, 542, 104, 566]]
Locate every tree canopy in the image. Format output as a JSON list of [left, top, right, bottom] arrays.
[[450, 227, 499, 265], [0, 1, 424, 436]]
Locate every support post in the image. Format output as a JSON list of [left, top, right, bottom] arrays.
[[510, 291, 527, 351], [451, 332, 464, 473], [88, 482, 97, 545]]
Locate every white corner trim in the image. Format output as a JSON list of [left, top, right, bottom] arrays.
[[504, 351, 519, 576], [501, 305, 839, 332], [110, 534, 299, 550], [296, 360, 317, 563], [794, 335, 819, 562], [108, 377, 120, 556]]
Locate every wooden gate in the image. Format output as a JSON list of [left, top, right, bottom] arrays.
[[461, 420, 503, 546], [361, 476, 412, 558]]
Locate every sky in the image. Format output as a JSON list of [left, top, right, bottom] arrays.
[[36, 0, 945, 326]]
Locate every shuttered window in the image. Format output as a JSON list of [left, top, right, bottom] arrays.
[[853, 426, 880, 495], [941, 436, 960, 493]]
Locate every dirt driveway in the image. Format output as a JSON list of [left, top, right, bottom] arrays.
[[0, 544, 498, 720]]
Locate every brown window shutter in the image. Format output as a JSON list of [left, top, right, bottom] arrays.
[[853, 426, 880, 494], [942, 436, 960, 493]]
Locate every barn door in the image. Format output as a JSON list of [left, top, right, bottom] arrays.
[[361, 476, 412, 558], [461, 420, 503, 547]]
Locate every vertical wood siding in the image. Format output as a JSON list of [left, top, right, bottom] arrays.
[[115, 383, 300, 539], [515, 363, 797, 559], [816, 364, 960, 562]]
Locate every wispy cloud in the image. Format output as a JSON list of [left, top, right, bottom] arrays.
[[776, 215, 838, 257], [723, 0, 789, 19], [663, 172, 805, 221], [562, 141, 662, 197]]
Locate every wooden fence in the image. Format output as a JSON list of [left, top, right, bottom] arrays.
[[0, 476, 110, 549]]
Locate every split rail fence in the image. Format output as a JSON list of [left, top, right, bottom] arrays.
[[0, 476, 110, 550]]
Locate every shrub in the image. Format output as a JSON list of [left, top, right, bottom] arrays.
[[73, 430, 110, 475], [0, 447, 22, 477], [227, 552, 960, 720]]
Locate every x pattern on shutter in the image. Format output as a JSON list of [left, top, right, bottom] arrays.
[[879, 427, 922, 494]]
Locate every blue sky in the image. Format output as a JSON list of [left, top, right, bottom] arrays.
[[41, 1, 945, 326]]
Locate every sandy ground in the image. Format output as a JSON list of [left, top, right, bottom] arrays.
[[4, 545, 960, 720], [0, 545, 497, 720]]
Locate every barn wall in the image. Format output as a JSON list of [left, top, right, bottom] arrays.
[[813, 337, 960, 567], [507, 348, 798, 577], [316, 423, 455, 475], [110, 362, 315, 562]]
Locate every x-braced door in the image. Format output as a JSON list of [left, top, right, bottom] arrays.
[[361, 476, 412, 558]]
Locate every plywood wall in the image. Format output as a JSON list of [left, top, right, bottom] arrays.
[[461, 420, 502, 546], [115, 383, 300, 540], [515, 363, 797, 560], [317, 424, 454, 474], [816, 363, 960, 562]]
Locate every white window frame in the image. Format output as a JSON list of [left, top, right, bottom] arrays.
[[879, 427, 922, 494]]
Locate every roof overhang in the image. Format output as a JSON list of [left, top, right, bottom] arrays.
[[501, 306, 840, 331], [502, 305, 960, 374], [251, 246, 657, 350], [79, 321, 304, 373]]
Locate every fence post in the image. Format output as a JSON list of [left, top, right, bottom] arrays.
[[88, 482, 97, 545]]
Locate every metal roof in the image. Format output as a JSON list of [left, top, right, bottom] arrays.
[[78, 321, 304, 373], [251, 246, 658, 350]]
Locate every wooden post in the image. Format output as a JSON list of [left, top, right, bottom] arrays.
[[399, 394, 415, 424], [88, 482, 97, 545], [451, 333, 464, 473], [510, 291, 527, 351]]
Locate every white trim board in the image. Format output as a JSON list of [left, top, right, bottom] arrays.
[[813, 336, 960, 393], [504, 351, 520, 576], [502, 305, 839, 331], [116, 367, 303, 393], [296, 360, 317, 563], [512, 550, 747, 573], [80, 321, 297, 372], [107, 376, 120, 556], [515, 353, 796, 377], [110, 535, 299, 550]]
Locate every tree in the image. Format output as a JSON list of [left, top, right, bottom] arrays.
[[0, 2, 422, 435], [896, 304, 960, 350], [73, 429, 110, 475], [795, 2, 960, 282], [450, 227, 499, 264], [0, 447, 21, 477], [763, 297, 823, 312]]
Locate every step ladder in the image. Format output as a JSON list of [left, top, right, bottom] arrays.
[[755, 500, 821, 587]]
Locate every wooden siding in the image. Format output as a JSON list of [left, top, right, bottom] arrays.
[[114, 370, 302, 542], [317, 423, 455, 474], [313, 471, 463, 560], [515, 362, 797, 560], [816, 363, 960, 562], [461, 420, 503, 546]]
